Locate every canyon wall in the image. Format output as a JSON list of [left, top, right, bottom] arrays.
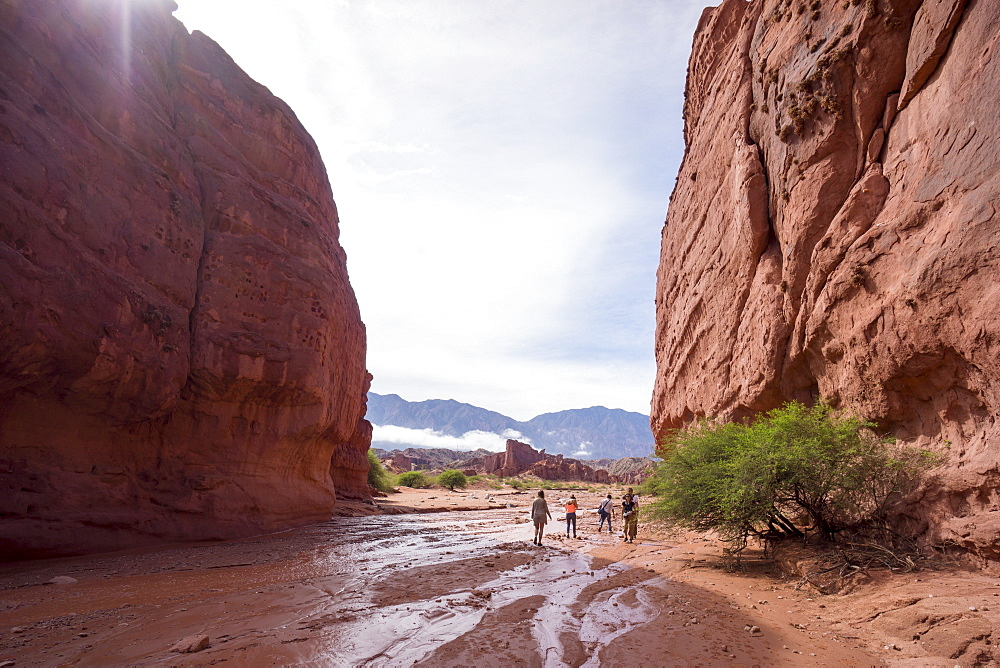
[[0, 0, 370, 558], [654, 0, 999, 565]]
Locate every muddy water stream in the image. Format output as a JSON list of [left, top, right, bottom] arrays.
[[1, 508, 782, 666]]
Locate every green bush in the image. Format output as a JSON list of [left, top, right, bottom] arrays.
[[647, 401, 938, 551], [396, 471, 430, 488], [438, 469, 468, 491], [366, 450, 394, 493]]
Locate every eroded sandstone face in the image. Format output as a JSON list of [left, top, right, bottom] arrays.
[[475, 440, 611, 484], [654, 0, 999, 565], [0, 0, 370, 557]]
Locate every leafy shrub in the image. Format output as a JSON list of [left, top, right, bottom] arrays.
[[366, 450, 394, 493], [647, 401, 938, 552], [396, 471, 430, 488], [437, 469, 468, 491]]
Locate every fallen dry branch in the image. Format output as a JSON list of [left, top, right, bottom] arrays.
[[790, 532, 926, 594]]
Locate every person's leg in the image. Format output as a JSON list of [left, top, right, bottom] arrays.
[[570, 514, 576, 537]]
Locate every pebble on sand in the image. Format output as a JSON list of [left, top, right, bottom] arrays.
[[171, 635, 210, 653], [46, 576, 78, 585]]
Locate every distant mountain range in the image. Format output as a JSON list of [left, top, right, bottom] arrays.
[[366, 393, 655, 459]]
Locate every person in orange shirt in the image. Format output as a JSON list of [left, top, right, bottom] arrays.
[[564, 495, 578, 538]]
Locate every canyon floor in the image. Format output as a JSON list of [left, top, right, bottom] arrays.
[[2, 487, 998, 667]]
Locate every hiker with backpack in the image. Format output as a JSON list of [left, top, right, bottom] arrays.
[[597, 494, 615, 532]]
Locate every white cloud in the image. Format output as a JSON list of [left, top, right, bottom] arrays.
[[371, 425, 528, 452], [571, 441, 594, 458], [172, 0, 707, 420]]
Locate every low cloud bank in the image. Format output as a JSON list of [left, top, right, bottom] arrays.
[[371, 425, 528, 453]]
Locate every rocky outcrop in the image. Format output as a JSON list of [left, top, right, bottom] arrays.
[[373, 446, 495, 473], [654, 0, 999, 566], [585, 457, 655, 485], [475, 440, 609, 483], [482, 440, 547, 478], [0, 0, 369, 558], [524, 456, 610, 484]]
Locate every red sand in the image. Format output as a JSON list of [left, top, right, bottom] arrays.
[[1, 487, 996, 665]]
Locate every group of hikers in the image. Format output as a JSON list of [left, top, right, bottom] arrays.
[[529, 488, 640, 546]]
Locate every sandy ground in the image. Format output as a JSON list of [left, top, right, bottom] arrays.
[[1, 485, 998, 666]]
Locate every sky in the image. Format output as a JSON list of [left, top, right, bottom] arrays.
[[172, 0, 710, 422]]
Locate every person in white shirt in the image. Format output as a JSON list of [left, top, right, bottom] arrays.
[[597, 494, 615, 532]]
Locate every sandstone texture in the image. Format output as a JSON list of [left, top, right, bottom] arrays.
[[654, 0, 999, 565], [0, 0, 369, 558]]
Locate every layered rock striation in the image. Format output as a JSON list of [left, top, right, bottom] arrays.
[[654, 0, 999, 565], [0, 0, 370, 558]]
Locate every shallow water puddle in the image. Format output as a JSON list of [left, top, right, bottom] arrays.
[[0, 510, 668, 666], [307, 512, 667, 666]]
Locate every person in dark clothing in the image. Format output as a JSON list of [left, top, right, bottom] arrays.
[[622, 493, 638, 543]]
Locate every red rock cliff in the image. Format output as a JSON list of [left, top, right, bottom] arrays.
[[0, 0, 370, 557], [654, 0, 999, 565]]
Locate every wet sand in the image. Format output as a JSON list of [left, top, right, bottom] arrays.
[[2, 488, 997, 666]]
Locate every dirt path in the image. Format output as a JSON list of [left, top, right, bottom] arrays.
[[1, 488, 996, 666]]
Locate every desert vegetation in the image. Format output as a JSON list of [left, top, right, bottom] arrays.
[[645, 402, 939, 560], [367, 449, 394, 493], [437, 469, 468, 491], [395, 471, 432, 489]]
